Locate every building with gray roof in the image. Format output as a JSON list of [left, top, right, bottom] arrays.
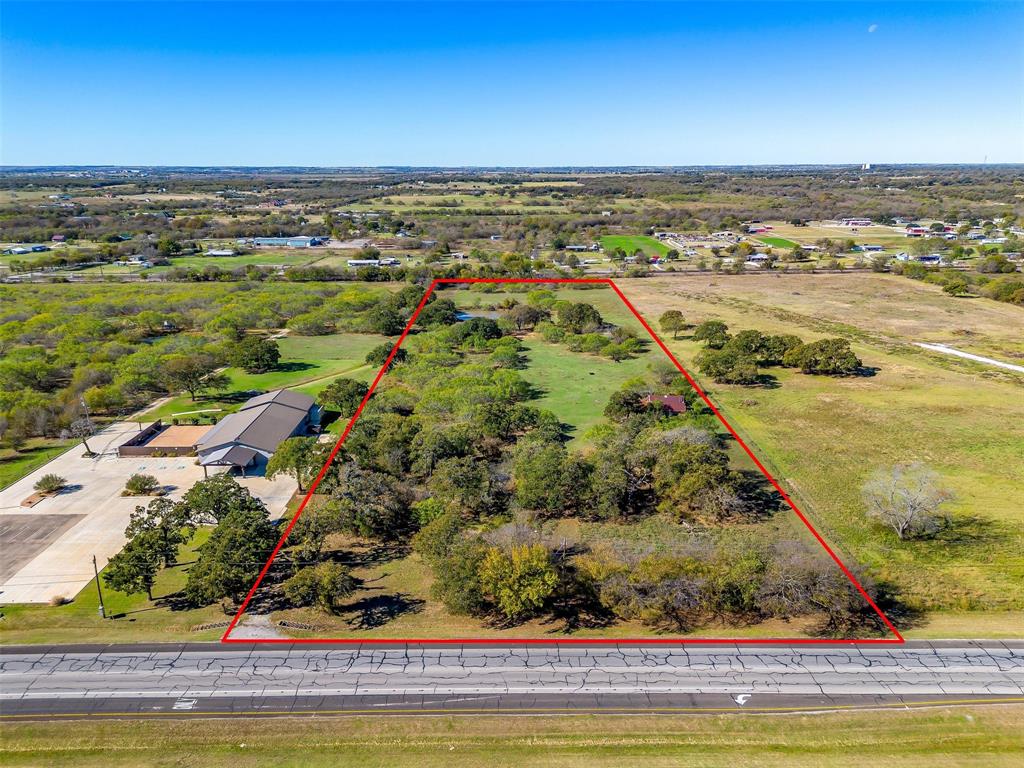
[[196, 389, 318, 472]]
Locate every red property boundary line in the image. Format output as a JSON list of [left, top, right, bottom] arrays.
[[222, 277, 904, 645]]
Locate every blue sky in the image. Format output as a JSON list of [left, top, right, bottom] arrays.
[[2, 1, 1022, 166]]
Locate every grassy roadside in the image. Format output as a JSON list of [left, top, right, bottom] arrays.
[[0, 439, 75, 490], [0, 529, 227, 645], [1, 707, 1022, 767]]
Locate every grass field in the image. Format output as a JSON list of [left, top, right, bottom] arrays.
[[519, 338, 661, 441], [619, 274, 1024, 632], [156, 252, 322, 271], [2, 707, 1022, 767], [144, 333, 381, 421], [756, 236, 800, 249], [0, 439, 75, 490], [600, 235, 671, 257]]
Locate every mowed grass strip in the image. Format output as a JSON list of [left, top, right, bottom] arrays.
[[1, 707, 1022, 767]]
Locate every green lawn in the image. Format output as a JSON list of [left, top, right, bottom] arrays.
[[144, 333, 382, 421], [0, 529, 228, 644], [757, 236, 800, 249], [3, 707, 1022, 767], [0, 439, 75, 490], [600, 235, 671, 257]]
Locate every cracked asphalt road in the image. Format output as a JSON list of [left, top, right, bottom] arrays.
[[1, 641, 1022, 719]]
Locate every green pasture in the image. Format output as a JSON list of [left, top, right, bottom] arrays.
[[621, 275, 1024, 623]]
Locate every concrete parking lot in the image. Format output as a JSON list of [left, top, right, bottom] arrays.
[[0, 422, 297, 605]]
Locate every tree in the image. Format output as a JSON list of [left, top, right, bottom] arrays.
[[412, 510, 465, 567], [783, 338, 862, 375], [692, 320, 730, 349], [512, 442, 591, 516], [695, 348, 760, 385], [185, 508, 279, 605], [265, 436, 323, 492], [603, 390, 646, 422], [317, 377, 369, 417], [366, 342, 408, 369], [330, 464, 412, 540], [431, 541, 488, 616], [658, 310, 686, 338], [103, 533, 161, 600], [69, 417, 96, 454], [428, 457, 492, 514], [367, 305, 406, 336], [162, 354, 226, 401], [123, 473, 161, 496], [862, 463, 954, 540], [178, 474, 268, 524], [557, 302, 603, 334], [506, 304, 548, 331], [652, 441, 735, 520], [34, 473, 66, 493], [227, 336, 280, 374], [125, 497, 192, 567], [283, 562, 357, 612], [417, 298, 459, 327], [479, 544, 558, 621]]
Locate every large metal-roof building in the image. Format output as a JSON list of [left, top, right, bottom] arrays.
[[196, 389, 318, 472]]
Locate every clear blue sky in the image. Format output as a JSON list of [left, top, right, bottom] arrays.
[[2, 1, 1022, 166]]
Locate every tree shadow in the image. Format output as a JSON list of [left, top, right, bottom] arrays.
[[752, 373, 781, 389], [274, 362, 317, 374], [932, 514, 1005, 549], [346, 592, 424, 630], [331, 543, 410, 569], [853, 365, 880, 378]]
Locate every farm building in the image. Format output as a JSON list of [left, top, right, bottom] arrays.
[[195, 389, 319, 472]]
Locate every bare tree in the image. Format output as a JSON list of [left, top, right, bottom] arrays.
[[69, 417, 97, 454], [862, 463, 953, 540]]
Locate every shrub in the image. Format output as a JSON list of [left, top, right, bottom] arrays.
[[123, 473, 161, 496], [34, 474, 66, 494]]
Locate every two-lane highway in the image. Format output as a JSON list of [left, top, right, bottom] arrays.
[[1, 641, 1022, 719]]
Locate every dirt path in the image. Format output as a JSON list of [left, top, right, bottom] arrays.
[[915, 343, 1024, 374]]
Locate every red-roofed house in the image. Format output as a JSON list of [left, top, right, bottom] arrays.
[[642, 394, 688, 415]]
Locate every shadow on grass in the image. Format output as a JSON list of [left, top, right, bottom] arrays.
[[345, 592, 424, 630]]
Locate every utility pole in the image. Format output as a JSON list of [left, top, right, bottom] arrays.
[[93, 555, 107, 619]]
